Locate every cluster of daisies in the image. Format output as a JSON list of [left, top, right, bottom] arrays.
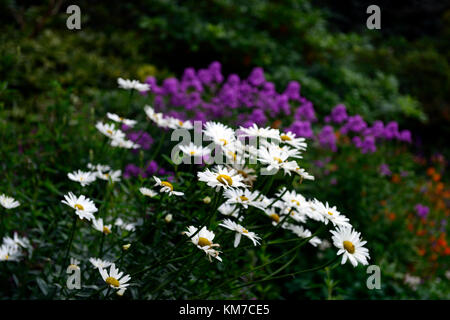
[[143, 105, 370, 267], [0, 194, 31, 262], [1, 78, 370, 299], [67, 164, 122, 186]]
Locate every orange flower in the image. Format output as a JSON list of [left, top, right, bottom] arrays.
[[444, 247, 450, 255], [437, 238, 447, 247], [391, 174, 401, 184], [436, 182, 444, 194], [432, 173, 441, 182], [416, 230, 426, 236], [430, 253, 438, 261], [388, 213, 396, 221], [418, 248, 426, 256], [426, 167, 435, 176], [407, 223, 414, 231], [380, 200, 387, 206]]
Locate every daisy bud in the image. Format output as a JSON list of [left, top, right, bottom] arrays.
[[165, 214, 173, 223], [122, 244, 131, 251], [203, 196, 211, 204]]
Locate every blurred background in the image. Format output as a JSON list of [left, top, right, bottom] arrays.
[[0, 0, 449, 299]]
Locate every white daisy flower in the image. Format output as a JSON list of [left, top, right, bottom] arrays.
[[95, 122, 126, 141], [115, 218, 137, 232], [279, 131, 307, 150], [203, 121, 236, 148], [110, 137, 140, 149], [139, 187, 157, 198], [238, 123, 281, 141], [144, 105, 170, 128], [330, 226, 370, 267], [311, 199, 351, 227], [97, 169, 122, 182], [218, 203, 240, 219], [183, 226, 222, 262], [223, 188, 264, 211], [229, 165, 257, 186], [99, 263, 131, 296], [69, 257, 80, 270], [284, 223, 322, 247], [117, 78, 150, 92], [0, 194, 20, 209], [92, 218, 112, 235], [87, 163, 111, 173], [258, 144, 300, 174], [293, 167, 315, 180], [167, 117, 194, 130], [61, 192, 97, 221], [67, 170, 97, 187], [89, 257, 113, 269], [197, 165, 246, 191], [106, 112, 137, 127], [3, 232, 31, 250], [219, 219, 261, 247], [263, 208, 283, 226], [153, 176, 184, 197], [0, 244, 22, 261], [179, 142, 210, 157]]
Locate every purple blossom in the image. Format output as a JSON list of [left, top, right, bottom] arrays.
[[398, 130, 412, 143], [341, 115, 367, 134], [360, 135, 376, 154], [384, 121, 399, 140], [379, 164, 392, 176], [287, 120, 313, 139], [123, 164, 142, 179], [328, 104, 348, 124], [415, 204, 430, 219], [283, 81, 301, 101], [295, 101, 316, 122], [127, 131, 153, 151], [317, 125, 337, 152], [247, 67, 265, 86]]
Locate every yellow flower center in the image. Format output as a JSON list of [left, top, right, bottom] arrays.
[[327, 211, 333, 216], [219, 138, 228, 146], [240, 196, 249, 202], [217, 174, 233, 186], [107, 130, 113, 135], [179, 120, 184, 126], [343, 241, 355, 254], [237, 170, 248, 178], [270, 213, 280, 223], [242, 228, 249, 234], [291, 199, 300, 206], [228, 151, 237, 160], [190, 151, 195, 155], [103, 226, 111, 234], [106, 277, 120, 287], [119, 117, 124, 121], [198, 237, 212, 247], [161, 181, 173, 191], [74, 204, 84, 211], [280, 134, 291, 141], [273, 157, 283, 163], [5, 254, 9, 260]]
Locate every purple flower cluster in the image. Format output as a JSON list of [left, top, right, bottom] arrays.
[[123, 160, 174, 180], [141, 62, 413, 156], [414, 204, 430, 219], [379, 164, 392, 176]]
